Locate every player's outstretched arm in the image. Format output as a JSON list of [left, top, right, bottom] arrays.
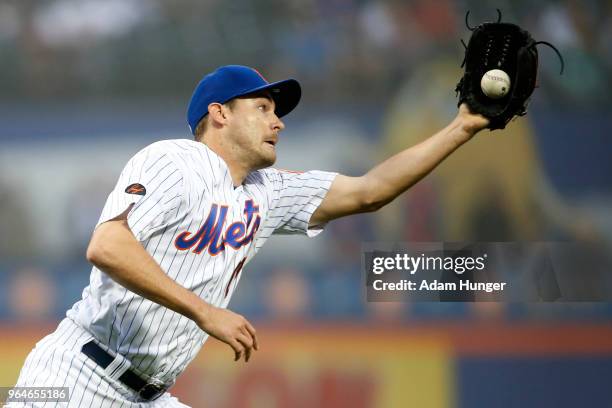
[[310, 104, 489, 226], [86, 206, 258, 362]]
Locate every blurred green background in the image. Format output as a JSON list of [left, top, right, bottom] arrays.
[[1, 0, 611, 407]]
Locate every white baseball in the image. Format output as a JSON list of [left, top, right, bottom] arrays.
[[480, 69, 511, 99]]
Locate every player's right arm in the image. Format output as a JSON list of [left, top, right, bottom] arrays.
[[87, 145, 257, 362], [87, 209, 258, 362]]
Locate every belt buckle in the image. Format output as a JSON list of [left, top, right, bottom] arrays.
[[139, 383, 166, 401]]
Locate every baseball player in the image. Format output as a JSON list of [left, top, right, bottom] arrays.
[[10, 65, 488, 407]]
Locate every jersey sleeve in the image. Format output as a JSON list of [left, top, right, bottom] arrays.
[[265, 169, 337, 237], [96, 146, 185, 241]]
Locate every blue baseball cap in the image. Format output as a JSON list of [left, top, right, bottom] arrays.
[[187, 65, 302, 135]]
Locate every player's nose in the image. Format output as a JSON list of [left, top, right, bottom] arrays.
[[272, 114, 285, 132]]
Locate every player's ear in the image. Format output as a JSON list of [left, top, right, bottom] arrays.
[[207, 102, 228, 127]]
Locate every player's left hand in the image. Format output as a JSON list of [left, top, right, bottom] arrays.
[[457, 103, 490, 137]]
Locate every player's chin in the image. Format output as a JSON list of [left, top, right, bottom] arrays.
[[263, 144, 277, 160], [254, 148, 276, 169]]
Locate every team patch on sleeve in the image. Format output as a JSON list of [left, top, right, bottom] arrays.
[[125, 183, 147, 195]]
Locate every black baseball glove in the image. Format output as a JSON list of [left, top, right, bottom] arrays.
[[455, 10, 564, 130]]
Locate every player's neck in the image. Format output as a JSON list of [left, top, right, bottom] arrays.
[[200, 139, 249, 187], [225, 161, 249, 187]]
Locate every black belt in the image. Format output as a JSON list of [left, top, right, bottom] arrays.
[[81, 341, 166, 401]]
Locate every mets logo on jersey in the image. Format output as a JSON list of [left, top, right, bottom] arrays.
[[174, 200, 261, 256]]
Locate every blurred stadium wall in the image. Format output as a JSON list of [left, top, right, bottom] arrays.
[[1, 1, 611, 407]]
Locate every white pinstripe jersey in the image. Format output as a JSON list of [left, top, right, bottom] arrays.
[[67, 139, 336, 386]]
